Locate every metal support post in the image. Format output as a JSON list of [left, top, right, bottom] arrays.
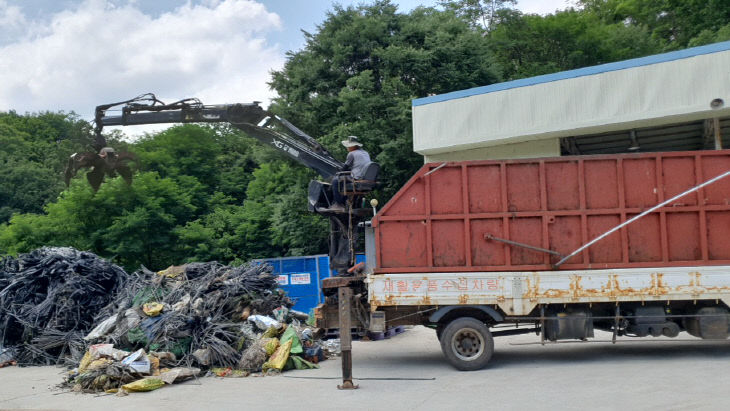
[[337, 286, 358, 390], [714, 117, 723, 150], [612, 304, 620, 344], [540, 305, 545, 346]]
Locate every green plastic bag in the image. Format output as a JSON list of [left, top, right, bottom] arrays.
[[283, 357, 295, 371], [166, 337, 192, 358], [280, 326, 303, 355], [290, 355, 319, 370], [127, 327, 148, 346], [132, 287, 167, 307]]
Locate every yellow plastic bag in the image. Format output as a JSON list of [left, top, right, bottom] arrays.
[[211, 367, 246, 378], [149, 356, 160, 376], [262, 339, 292, 372], [157, 265, 185, 278], [78, 351, 92, 373], [263, 338, 280, 356], [122, 378, 164, 392], [87, 358, 113, 371], [142, 302, 164, 317], [263, 325, 281, 338]]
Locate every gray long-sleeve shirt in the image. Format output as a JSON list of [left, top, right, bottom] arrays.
[[344, 149, 371, 179]]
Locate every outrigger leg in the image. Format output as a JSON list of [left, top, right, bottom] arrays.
[[337, 286, 358, 390]]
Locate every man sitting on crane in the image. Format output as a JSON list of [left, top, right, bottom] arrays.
[[323, 136, 371, 212]]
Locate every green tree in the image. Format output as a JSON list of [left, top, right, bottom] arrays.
[[214, 125, 262, 203], [269, 0, 500, 199], [134, 125, 222, 189], [176, 161, 328, 262], [0, 112, 92, 222], [268, 167, 329, 256], [175, 204, 247, 263], [0, 173, 196, 270], [579, 0, 730, 49], [99, 173, 196, 269], [0, 160, 61, 222], [438, 0, 516, 31], [487, 8, 659, 80]]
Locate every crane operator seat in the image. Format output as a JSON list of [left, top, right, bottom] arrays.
[[338, 161, 380, 195]]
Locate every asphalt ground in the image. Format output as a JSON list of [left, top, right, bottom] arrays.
[[2, 326, 730, 410]]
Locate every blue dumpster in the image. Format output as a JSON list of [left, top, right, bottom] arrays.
[[257, 254, 365, 314]]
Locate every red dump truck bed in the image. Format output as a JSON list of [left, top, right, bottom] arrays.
[[372, 150, 730, 273]]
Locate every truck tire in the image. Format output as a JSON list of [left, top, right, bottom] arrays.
[[440, 317, 494, 371]]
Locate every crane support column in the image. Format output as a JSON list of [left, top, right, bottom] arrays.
[[337, 285, 358, 390]]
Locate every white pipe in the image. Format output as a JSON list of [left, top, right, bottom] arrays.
[[424, 162, 447, 176], [554, 169, 730, 268]]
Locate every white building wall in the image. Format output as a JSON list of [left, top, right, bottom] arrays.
[[424, 138, 559, 163], [412, 41, 730, 160]]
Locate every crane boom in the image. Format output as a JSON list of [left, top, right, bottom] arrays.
[[90, 93, 376, 277], [94, 93, 344, 180]]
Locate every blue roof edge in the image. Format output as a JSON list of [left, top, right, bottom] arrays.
[[412, 40, 730, 107]]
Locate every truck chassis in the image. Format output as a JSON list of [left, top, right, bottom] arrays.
[[319, 265, 730, 371]]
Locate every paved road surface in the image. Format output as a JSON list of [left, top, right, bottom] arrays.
[[1, 326, 729, 410]]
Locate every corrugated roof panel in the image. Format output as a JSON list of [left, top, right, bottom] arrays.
[[562, 118, 729, 155]]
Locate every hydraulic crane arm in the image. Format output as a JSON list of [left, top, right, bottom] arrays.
[[92, 93, 370, 278], [94, 93, 344, 180]]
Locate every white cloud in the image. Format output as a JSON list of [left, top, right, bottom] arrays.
[[0, 0, 28, 45], [0, 0, 284, 131]]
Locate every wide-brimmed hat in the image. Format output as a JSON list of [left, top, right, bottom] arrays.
[[341, 135, 363, 148]]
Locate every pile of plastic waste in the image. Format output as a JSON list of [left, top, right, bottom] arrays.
[[62, 317, 329, 394], [63, 343, 199, 394], [0, 247, 128, 366], [0, 247, 334, 394], [60, 260, 329, 393], [82, 262, 299, 366]]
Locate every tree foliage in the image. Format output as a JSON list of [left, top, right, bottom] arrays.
[[488, 8, 659, 79], [0, 112, 90, 221], [579, 0, 730, 49], [438, 0, 517, 31], [0, 173, 196, 269], [269, 1, 501, 198]]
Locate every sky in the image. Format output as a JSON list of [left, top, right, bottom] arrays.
[[0, 0, 572, 133]]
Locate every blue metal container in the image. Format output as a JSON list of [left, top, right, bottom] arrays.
[[257, 254, 365, 314]]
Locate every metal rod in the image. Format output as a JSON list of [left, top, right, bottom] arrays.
[[385, 307, 437, 324], [509, 339, 730, 346], [486, 234, 564, 257], [714, 117, 723, 150], [612, 304, 620, 344], [554, 169, 730, 267], [285, 376, 437, 381], [315, 257, 321, 304], [504, 313, 729, 322], [424, 162, 447, 176], [491, 328, 539, 337], [540, 305, 545, 346]]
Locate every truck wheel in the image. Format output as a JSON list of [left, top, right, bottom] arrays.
[[440, 317, 494, 371], [436, 325, 444, 341]]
